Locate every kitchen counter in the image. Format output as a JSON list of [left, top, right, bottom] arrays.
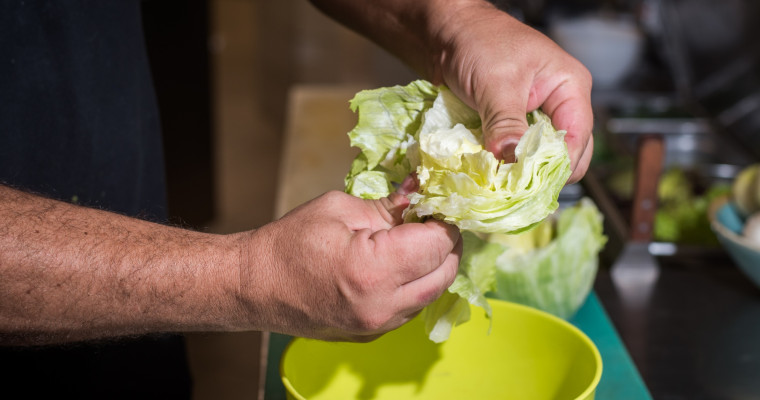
[[594, 248, 760, 399], [265, 84, 760, 399], [586, 102, 760, 398]]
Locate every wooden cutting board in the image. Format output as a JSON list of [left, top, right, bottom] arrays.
[[273, 85, 362, 218]]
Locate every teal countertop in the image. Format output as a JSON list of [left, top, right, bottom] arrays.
[[569, 292, 652, 399], [264, 291, 651, 399]]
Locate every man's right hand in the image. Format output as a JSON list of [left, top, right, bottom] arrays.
[[235, 190, 462, 342]]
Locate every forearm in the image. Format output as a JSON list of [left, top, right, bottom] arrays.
[[0, 185, 243, 345], [308, 0, 499, 82]]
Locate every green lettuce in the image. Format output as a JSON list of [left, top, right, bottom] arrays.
[[488, 198, 607, 319], [344, 80, 573, 342], [345, 80, 439, 199], [346, 80, 570, 233], [422, 230, 503, 342]]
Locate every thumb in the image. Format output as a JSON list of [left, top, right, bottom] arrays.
[[373, 173, 418, 226], [480, 98, 530, 164], [371, 186, 414, 229]]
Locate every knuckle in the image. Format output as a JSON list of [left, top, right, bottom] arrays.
[[483, 114, 526, 134], [352, 309, 389, 333], [417, 286, 445, 306], [320, 190, 347, 206], [348, 267, 384, 295], [575, 62, 593, 83], [344, 287, 395, 332], [566, 60, 593, 89]]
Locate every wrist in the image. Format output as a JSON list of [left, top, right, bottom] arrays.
[[202, 230, 259, 332], [422, 0, 500, 83], [219, 228, 278, 333], [155, 229, 253, 333]]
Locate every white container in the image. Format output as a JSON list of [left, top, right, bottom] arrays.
[[549, 14, 644, 89]]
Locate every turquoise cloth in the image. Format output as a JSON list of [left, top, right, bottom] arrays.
[[569, 292, 652, 399], [265, 291, 651, 399]]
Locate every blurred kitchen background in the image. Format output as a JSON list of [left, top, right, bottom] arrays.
[[140, 0, 760, 398]]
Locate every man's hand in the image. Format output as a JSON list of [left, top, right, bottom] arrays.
[[237, 190, 462, 342], [310, 0, 595, 183], [430, 3, 594, 183]]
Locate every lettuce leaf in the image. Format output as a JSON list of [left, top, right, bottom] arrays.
[[422, 230, 502, 342], [407, 109, 571, 233], [345, 80, 439, 198], [489, 198, 607, 319], [346, 80, 570, 233]]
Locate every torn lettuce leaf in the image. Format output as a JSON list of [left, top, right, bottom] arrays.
[[345, 80, 439, 197], [344, 80, 573, 342], [422, 230, 503, 342], [489, 197, 607, 319], [407, 109, 570, 233], [346, 80, 570, 233]]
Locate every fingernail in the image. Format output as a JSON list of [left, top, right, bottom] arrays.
[[398, 174, 419, 195], [501, 142, 517, 163]]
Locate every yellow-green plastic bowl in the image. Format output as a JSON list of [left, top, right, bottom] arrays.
[[281, 299, 602, 400]]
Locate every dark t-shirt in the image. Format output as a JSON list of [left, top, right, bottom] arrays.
[[0, 1, 167, 217], [1, 1, 191, 398]]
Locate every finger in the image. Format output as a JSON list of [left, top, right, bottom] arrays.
[[481, 114, 529, 163], [395, 234, 462, 314], [339, 190, 409, 232], [538, 76, 594, 181], [397, 173, 419, 195], [374, 191, 411, 226], [369, 219, 460, 285], [477, 78, 531, 163], [346, 304, 429, 343], [364, 306, 428, 341], [550, 98, 593, 183], [568, 134, 594, 184], [369, 174, 418, 227]]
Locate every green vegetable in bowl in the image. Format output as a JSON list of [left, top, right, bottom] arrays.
[[607, 165, 730, 245], [655, 171, 731, 245], [344, 80, 574, 342]]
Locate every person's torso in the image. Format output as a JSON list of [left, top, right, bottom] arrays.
[[0, 0, 167, 219], [0, 2, 189, 398]]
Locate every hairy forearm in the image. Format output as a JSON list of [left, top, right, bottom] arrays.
[[0, 185, 243, 345], [309, 0, 497, 81]]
